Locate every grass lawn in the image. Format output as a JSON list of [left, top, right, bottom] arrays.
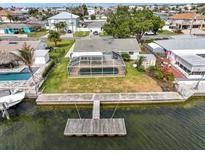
[[28, 29, 48, 38], [157, 30, 176, 35], [99, 31, 110, 37], [47, 39, 75, 60], [73, 31, 90, 37], [42, 40, 162, 93]]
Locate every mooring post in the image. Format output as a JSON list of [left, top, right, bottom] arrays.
[[1, 103, 10, 120]]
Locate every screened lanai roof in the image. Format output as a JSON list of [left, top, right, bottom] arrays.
[[178, 54, 205, 67], [73, 38, 140, 53]]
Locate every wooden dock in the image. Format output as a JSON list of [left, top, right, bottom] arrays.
[[92, 100, 100, 119], [64, 118, 127, 136]]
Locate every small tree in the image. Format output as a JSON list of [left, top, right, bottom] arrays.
[[6, 14, 14, 23], [48, 31, 61, 47], [91, 14, 96, 20], [136, 56, 145, 70], [17, 43, 34, 78], [54, 22, 67, 32]]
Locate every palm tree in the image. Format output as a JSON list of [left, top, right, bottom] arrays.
[[6, 14, 14, 23], [48, 30, 61, 46], [54, 22, 61, 32], [13, 43, 35, 82], [11, 43, 39, 95], [54, 22, 67, 32]]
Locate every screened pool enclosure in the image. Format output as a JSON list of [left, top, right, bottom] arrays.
[[68, 51, 126, 77]]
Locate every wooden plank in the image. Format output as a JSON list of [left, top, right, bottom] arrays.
[[64, 119, 127, 136], [92, 100, 100, 119]]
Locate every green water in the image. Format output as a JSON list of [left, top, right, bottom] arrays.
[[1, 98, 205, 150]]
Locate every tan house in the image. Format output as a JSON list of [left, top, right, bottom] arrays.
[[168, 12, 205, 30]]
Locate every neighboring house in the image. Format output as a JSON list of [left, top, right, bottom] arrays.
[[168, 12, 205, 30], [34, 50, 50, 65], [0, 10, 14, 23], [84, 20, 105, 33], [68, 38, 140, 77], [0, 40, 49, 68], [47, 12, 80, 32], [154, 38, 205, 79], [146, 42, 165, 55], [0, 23, 41, 34]]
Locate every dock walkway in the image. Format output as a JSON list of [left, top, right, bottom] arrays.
[[36, 92, 185, 105], [93, 100, 100, 119]]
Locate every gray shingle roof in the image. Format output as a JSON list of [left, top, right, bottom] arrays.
[[85, 21, 106, 28], [155, 38, 205, 50], [48, 12, 79, 20], [73, 38, 140, 53]]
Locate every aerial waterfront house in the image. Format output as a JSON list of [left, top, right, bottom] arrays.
[[0, 40, 49, 68], [68, 38, 140, 77], [0, 10, 14, 23], [168, 12, 205, 30], [153, 38, 205, 79], [47, 12, 80, 32]]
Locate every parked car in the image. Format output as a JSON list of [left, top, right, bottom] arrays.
[[93, 31, 99, 35], [67, 30, 72, 33]]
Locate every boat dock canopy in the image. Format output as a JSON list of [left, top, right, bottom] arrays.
[[64, 118, 127, 136]]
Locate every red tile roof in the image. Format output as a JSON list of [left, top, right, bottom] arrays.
[[169, 12, 205, 20]]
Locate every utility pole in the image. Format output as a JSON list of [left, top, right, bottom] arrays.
[[71, 4, 74, 33]]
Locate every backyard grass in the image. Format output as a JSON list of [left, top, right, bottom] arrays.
[[42, 39, 161, 93], [47, 39, 75, 60], [73, 31, 90, 37], [99, 31, 110, 37], [157, 30, 176, 35], [28, 29, 48, 38]]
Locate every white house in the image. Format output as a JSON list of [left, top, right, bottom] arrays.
[[34, 50, 50, 65], [154, 38, 205, 79], [47, 12, 80, 32], [68, 38, 140, 77]]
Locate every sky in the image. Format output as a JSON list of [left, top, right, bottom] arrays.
[[0, 3, 186, 8]]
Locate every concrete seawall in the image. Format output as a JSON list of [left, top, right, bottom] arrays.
[[36, 92, 188, 105]]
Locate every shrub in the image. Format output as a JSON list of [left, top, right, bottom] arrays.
[[154, 70, 164, 80], [137, 65, 145, 72], [122, 53, 130, 61], [91, 14, 96, 20], [42, 60, 55, 78], [167, 73, 175, 81], [174, 29, 182, 34], [148, 65, 164, 80]]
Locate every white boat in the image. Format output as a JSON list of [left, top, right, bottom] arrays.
[[0, 90, 25, 111]]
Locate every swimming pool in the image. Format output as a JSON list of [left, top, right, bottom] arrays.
[[0, 67, 39, 81]]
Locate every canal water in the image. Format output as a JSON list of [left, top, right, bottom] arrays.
[[1, 97, 205, 150]]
